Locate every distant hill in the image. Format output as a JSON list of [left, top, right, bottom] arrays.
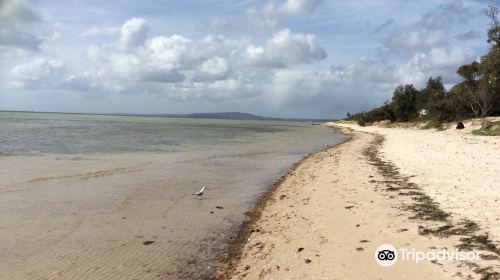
[[161, 112, 334, 122], [168, 112, 273, 120]]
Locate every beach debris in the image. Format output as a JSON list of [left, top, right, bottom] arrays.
[[359, 240, 370, 243], [304, 259, 312, 264], [210, 211, 214, 214], [142, 240, 154, 245], [244, 265, 251, 271], [193, 186, 205, 199], [215, 206, 224, 209], [356, 247, 364, 251], [298, 247, 304, 252], [480, 254, 499, 260], [456, 122, 465, 129], [345, 205, 354, 209]]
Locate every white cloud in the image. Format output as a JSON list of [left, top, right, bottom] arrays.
[[147, 35, 191, 66], [194, 56, 230, 81], [79, 23, 191, 86], [14, 19, 326, 94], [259, 60, 396, 117], [119, 17, 149, 50], [9, 58, 66, 88], [396, 47, 475, 86], [387, 30, 447, 53], [209, 0, 322, 32], [242, 29, 326, 67], [248, 0, 321, 20], [426, 46, 475, 68], [385, 0, 473, 54], [418, 0, 471, 30], [0, 0, 54, 52]]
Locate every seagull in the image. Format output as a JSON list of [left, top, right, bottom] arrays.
[[193, 187, 205, 199]]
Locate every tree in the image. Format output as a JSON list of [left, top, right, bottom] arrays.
[[481, 6, 500, 116], [418, 77, 447, 119], [390, 84, 419, 121], [456, 62, 488, 117], [486, 6, 500, 48]]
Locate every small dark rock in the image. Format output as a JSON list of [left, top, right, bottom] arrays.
[[215, 206, 224, 209], [143, 241, 154, 245], [456, 122, 465, 129], [356, 247, 364, 251], [210, 211, 214, 214], [304, 259, 312, 264], [298, 247, 304, 252]]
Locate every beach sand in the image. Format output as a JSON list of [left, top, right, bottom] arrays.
[[216, 121, 500, 279]]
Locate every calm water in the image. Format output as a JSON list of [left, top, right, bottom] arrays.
[[0, 112, 338, 156], [0, 112, 345, 279]]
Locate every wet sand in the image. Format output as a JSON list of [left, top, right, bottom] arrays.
[[216, 124, 500, 279]]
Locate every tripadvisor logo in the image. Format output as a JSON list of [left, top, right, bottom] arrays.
[[375, 243, 480, 267], [375, 244, 397, 267]]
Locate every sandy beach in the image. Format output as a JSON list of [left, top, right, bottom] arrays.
[[216, 120, 500, 280]]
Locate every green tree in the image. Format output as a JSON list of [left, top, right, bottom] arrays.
[[456, 62, 486, 117], [390, 84, 419, 121], [486, 6, 500, 48], [417, 77, 447, 119], [480, 6, 500, 115]]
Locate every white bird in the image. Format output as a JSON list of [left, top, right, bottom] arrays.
[[193, 187, 205, 199]]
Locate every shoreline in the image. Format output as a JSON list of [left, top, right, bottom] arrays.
[[214, 128, 352, 279], [214, 123, 500, 279]]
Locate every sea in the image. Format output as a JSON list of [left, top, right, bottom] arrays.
[[0, 112, 345, 279]]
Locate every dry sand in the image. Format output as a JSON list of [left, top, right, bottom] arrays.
[[216, 121, 500, 280]]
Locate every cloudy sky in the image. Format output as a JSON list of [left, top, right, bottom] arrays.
[[0, 0, 497, 118]]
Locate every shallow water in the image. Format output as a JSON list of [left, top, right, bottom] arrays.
[[0, 112, 345, 279]]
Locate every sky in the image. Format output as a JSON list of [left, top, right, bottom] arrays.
[[0, 0, 498, 118]]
